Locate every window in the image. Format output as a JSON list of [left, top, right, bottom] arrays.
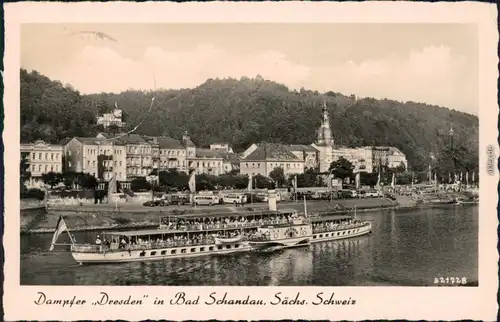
[[140, 252, 146, 257], [200, 247, 205, 252], [32, 165, 36, 171], [38, 165, 42, 171], [226, 245, 231, 249], [161, 250, 167, 255], [217, 246, 223, 250], [319, 234, 323, 238], [151, 251, 157, 256], [45, 153, 48, 160], [45, 165, 48, 172], [38, 153, 42, 159], [51, 153, 54, 160], [209, 246, 214, 251], [190, 248, 196, 253], [181, 249, 186, 254], [313, 235, 317, 239]]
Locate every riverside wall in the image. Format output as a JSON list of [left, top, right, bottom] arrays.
[[20, 197, 400, 234]]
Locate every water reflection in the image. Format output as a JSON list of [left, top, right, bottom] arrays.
[[20, 205, 478, 286]]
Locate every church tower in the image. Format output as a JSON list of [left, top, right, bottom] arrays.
[[316, 100, 334, 146], [311, 99, 334, 173]]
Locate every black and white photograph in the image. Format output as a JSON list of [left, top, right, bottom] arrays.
[[4, 2, 498, 321]]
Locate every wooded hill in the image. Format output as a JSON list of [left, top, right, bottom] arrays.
[[20, 69, 479, 173]]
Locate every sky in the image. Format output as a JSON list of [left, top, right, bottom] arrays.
[[21, 23, 478, 114]]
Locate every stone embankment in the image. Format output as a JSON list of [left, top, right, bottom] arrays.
[[21, 197, 399, 234]]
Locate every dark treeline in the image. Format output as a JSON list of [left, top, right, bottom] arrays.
[[21, 69, 479, 173]]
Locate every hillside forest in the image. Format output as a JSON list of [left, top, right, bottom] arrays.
[[21, 68, 479, 177]]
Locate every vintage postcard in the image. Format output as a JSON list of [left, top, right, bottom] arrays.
[[3, 2, 498, 321]]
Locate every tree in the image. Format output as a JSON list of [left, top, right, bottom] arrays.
[[159, 169, 189, 190], [77, 173, 98, 190], [62, 171, 78, 188], [269, 167, 286, 188], [254, 174, 274, 189], [130, 177, 151, 192], [329, 157, 354, 181], [41, 171, 63, 188], [20, 152, 31, 192]]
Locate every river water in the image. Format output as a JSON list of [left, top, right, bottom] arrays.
[[20, 204, 478, 286]]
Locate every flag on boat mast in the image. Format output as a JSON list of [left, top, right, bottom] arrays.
[[391, 173, 395, 188], [188, 171, 196, 193], [248, 174, 253, 191], [355, 172, 361, 189], [327, 172, 333, 190], [49, 215, 69, 251], [293, 175, 298, 192]]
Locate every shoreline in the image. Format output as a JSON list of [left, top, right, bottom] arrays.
[[20, 199, 476, 235]]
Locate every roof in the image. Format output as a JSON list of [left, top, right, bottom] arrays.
[[59, 137, 72, 146], [289, 144, 318, 153], [74, 137, 125, 146], [155, 136, 185, 149], [217, 151, 241, 163], [244, 143, 301, 161], [116, 134, 148, 145], [196, 148, 223, 159]]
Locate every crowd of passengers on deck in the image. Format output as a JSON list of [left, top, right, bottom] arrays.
[[92, 229, 257, 251], [312, 219, 365, 233], [160, 214, 304, 231]]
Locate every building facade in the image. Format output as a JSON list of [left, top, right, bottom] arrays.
[[331, 147, 373, 173], [240, 143, 305, 177], [64, 137, 127, 181], [21, 140, 63, 188], [288, 145, 319, 169]]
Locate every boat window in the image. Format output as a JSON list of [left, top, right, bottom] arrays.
[[234, 244, 239, 248], [161, 250, 166, 255], [140, 251, 146, 257], [209, 246, 214, 251], [313, 235, 317, 239], [190, 248, 196, 252], [325, 234, 329, 237], [319, 234, 323, 238], [217, 246, 223, 250], [343, 232, 346, 235], [151, 251, 156, 256], [181, 249, 186, 254], [171, 249, 177, 254], [226, 245, 231, 249], [200, 247, 205, 252], [348, 231, 351, 234], [337, 232, 340, 236]]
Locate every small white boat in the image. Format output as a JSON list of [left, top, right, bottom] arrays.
[[215, 235, 242, 245]]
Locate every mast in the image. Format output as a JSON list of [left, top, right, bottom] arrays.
[[303, 195, 308, 217]]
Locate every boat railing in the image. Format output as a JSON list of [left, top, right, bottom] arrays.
[[248, 234, 272, 242]]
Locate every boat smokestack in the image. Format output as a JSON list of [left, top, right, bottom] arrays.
[[268, 189, 277, 211]]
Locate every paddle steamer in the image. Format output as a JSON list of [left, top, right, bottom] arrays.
[[50, 198, 372, 264]]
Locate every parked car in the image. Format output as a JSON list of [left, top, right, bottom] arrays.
[[193, 195, 218, 206], [143, 201, 156, 207], [154, 199, 169, 206], [222, 193, 247, 206], [365, 190, 379, 197], [170, 195, 189, 205]]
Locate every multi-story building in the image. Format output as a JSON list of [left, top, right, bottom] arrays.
[[209, 143, 234, 153], [331, 147, 373, 173], [116, 134, 153, 179], [96, 108, 125, 130], [64, 137, 127, 181], [387, 147, 408, 169], [154, 136, 187, 172], [288, 145, 319, 169], [20, 140, 63, 188], [240, 143, 304, 177], [192, 149, 225, 175]]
